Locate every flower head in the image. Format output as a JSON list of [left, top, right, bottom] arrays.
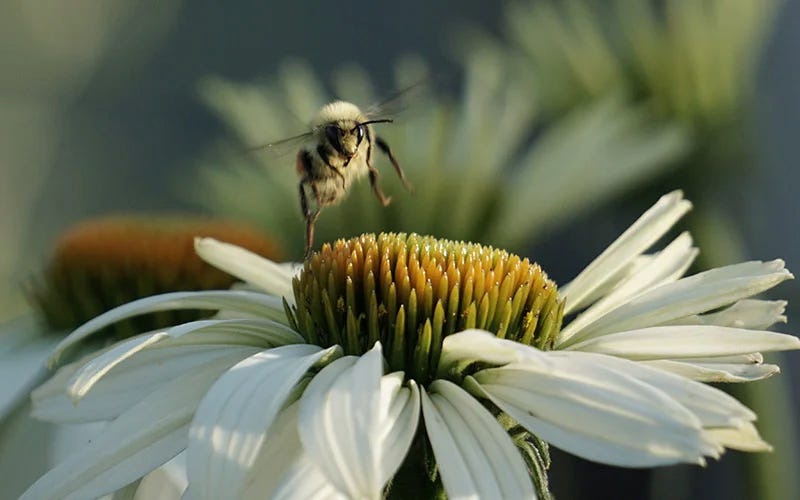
[[290, 233, 563, 381], [26, 215, 282, 338], [25, 192, 799, 499]]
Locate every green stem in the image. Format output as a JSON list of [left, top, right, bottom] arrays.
[[386, 432, 446, 500]]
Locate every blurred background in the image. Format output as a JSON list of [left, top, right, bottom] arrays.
[[1, 0, 798, 498]]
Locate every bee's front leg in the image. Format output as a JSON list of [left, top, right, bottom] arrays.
[[375, 136, 414, 193]]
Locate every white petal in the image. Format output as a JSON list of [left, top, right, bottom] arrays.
[[423, 380, 535, 499], [239, 403, 343, 500], [133, 453, 187, 499], [566, 325, 800, 360], [465, 349, 720, 467], [298, 344, 385, 498], [546, 351, 755, 428], [558, 232, 696, 343], [21, 353, 241, 500], [419, 388, 480, 499], [437, 329, 531, 376], [376, 373, 420, 486], [641, 359, 781, 382], [269, 452, 347, 500], [187, 344, 336, 499], [561, 191, 691, 314], [705, 422, 772, 452], [247, 372, 419, 500], [66, 319, 304, 404], [562, 260, 793, 346], [163, 317, 305, 346], [49, 290, 288, 367], [33, 345, 260, 423], [669, 299, 788, 330], [194, 238, 296, 302], [66, 333, 170, 403], [565, 255, 655, 311], [677, 353, 764, 364]]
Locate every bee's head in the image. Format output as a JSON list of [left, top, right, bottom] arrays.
[[313, 101, 392, 158], [322, 121, 362, 157]]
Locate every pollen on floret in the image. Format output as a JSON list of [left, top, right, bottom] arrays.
[[288, 233, 564, 382], [26, 216, 283, 339]]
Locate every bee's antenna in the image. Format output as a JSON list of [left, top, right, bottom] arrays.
[[355, 119, 394, 130]]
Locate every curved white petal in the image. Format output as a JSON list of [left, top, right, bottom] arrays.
[[705, 422, 772, 452], [641, 359, 781, 382], [298, 344, 393, 499], [268, 448, 346, 500], [566, 255, 653, 313], [377, 373, 420, 485], [160, 317, 304, 346], [66, 333, 170, 403], [561, 191, 691, 314], [559, 232, 697, 343], [546, 351, 755, 428], [669, 299, 788, 330], [33, 345, 260, 423], [438, 329, 531, 375], [566, 325, 800, 360], [561, 260, 793, 346], [132, 453, 187, 499], [194, 238, 297, 302], [48, 290, 288, 367], [187, 344, 337, 500], [22, 352, 243, 500], [65, 318, 304, 404], [239, 403, 343, 500], [461, 343, 721, 467], [244, 372, 420, 500], [419, 388, 480, 499], [422, 380, 535, 499]]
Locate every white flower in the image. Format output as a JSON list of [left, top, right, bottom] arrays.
[[24, 191, 799, 499]]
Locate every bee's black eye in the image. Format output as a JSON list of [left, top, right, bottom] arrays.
[[355, 125, 365, 144], [325, 125, 344, 154]]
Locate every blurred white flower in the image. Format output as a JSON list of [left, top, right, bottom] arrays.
[[499, 0, 779, 125], [192, 56, 689, 256]]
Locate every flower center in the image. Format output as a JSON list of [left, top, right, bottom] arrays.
[[27, 216, 282, 337], [288, 233, 564, 382]]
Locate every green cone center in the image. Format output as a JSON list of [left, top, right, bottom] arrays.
[[288, 233, 564, 382]]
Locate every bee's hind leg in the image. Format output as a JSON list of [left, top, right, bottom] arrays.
[[375, 136, 414, 193], [299, 178, 321, 259], [304, 209, 321, 259]]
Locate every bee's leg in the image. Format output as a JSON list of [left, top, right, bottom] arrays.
[[304, 209, 321, 259], [299, 178, 321, 259], [317, 144, 347, 190], [366, 163, 392, 207], [375, 136, 414, 193], [332, 167, 347, 191]]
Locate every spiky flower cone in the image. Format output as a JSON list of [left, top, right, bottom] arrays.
[[27, 216, 282, 340]]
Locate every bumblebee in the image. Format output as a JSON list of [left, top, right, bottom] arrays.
[[294, 100, 413, 257]]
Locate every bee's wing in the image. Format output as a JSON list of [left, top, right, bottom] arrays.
[[363, 79, 428, 120], [246, 130, 314, 160]]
